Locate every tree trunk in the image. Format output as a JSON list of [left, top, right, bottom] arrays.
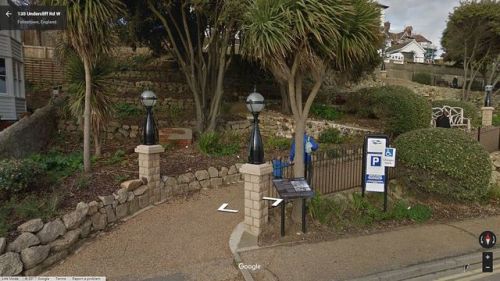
[[279, 82, 291, 115], [291, 118, 306, 222], [83, 59, 92, 172], [462, 60, 468, 101], [94, 131, 101, 158]]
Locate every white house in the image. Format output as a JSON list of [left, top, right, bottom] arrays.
[[0, 0, 26, 121], [386, 39, 426, 63]]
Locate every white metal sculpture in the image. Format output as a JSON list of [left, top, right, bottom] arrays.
[[431, 106, 471, 131]]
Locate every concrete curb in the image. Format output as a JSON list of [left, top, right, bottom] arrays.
[[348, 248, 500, 281], [229, 222, 255, 281]]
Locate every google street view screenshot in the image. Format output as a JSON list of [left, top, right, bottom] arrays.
[[0, 0, 499, 280]]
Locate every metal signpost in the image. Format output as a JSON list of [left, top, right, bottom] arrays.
[[272, 177, 314, 236], [362, 135, 395, 212]]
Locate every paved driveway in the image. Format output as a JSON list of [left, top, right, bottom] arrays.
[[43, 184, 244, 281]]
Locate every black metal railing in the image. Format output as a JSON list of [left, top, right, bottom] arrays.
[[270, 144, 399, 197], [309, 145, 364, 195]]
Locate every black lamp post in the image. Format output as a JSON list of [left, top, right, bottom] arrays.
[[485, 85, 493, 107], [246, 88, 265, 164], [140, 90, 158, 145]]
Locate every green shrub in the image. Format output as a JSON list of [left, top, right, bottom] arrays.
[[0, 194, 61, 235], [309, 193, 341, 225], [29, 151, 83, 180], [412, 72, 432, 85], [309, 193, 432, 228], [197, 132, 240, 157], [266, 136, 290, 151], [75, 174, 92, 190], [432, 99, 480, 128], [344, 86, 431, 136], [0, 159, 44, 196], [164, 103, 184, 127], [493, 114, 500, 126], [319, 128, 344, 144], [105, 149, 126, 165], [394, 128, 491, 201], [113, 103, 142, 119], [310, 104, 343, 120]]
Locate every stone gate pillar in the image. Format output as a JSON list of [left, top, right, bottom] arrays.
[[240, 163, 273, 236], [135, 145, 165, 203], [482, 107, 495, 127]]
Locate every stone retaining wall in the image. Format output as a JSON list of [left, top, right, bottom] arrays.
[[58, 120, 141, 140], [0, 164, 244, 276], [224, 112, 376, 138]]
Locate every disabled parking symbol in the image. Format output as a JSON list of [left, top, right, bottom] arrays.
[[385, 148, 395, 157]]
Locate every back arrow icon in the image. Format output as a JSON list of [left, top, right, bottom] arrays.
[[5, 11, 12, 18]]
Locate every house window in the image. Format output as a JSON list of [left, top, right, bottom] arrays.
[[0, 59, 6, 94]]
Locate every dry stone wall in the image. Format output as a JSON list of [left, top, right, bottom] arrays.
[[223, 111, 375, 138], [0, 163, 244, 276]]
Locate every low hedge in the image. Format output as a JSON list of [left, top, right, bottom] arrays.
[[431, 99, 480, 128], [344, 86, 431, 136], [394, 128, 491, 201], [413, 72, 432, 85]]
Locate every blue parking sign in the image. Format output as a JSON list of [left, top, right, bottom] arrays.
[[371, 156, 381, 166], [385, 148, 394, 157]]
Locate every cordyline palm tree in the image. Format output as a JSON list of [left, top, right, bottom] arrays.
[[45, 0, 124, 172], [65, 52, 114, 158], [242, 0, 382, 219]]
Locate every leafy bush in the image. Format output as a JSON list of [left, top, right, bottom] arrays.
[[113, 103, 142, 119], [319, 128, 344, 144], [431, 99, 480, 127], [105, 149, 127, 165], [493, 114, 500, 126], [0, 159, 44, 196], [394, 128, 491, 201], [266, 136, 290, 151], [344, 86, 431, 136], [310, 103, 343, 120], [412, 72, 432, 85], [29, 151, 83, 180], [197, 132, 240, 157]]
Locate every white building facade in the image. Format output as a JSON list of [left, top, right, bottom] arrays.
[[0, 0, 26, 120]]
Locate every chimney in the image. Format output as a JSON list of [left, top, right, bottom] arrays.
[[384, 22, 391, 32], [404, 26, 413, 36]]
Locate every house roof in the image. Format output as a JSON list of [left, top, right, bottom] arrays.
[[386, 42, 411, 53], [386, 40, 426, 54], [386, 25, 433, 44]]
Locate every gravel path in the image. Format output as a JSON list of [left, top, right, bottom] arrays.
[[43, 184, 245, 281]]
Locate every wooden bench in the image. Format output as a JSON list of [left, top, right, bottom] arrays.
[[431, 106, 471, 131]]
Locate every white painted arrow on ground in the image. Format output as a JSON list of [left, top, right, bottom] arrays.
[[217, 203, 238, 213], [263, 197, 284, 207]]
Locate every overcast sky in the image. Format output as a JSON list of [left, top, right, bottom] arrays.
[[381, 0, 461, 56]]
